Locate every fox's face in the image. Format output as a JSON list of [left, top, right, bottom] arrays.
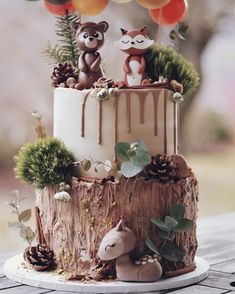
[[115, 26, 154, 55]]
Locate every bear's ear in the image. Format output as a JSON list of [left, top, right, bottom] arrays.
[[72, 22, 81, 33], [98, 21, 109, 33], [121, 28, 128, 35], [140, 26, 147, 34], [116, 219, 125, 231]]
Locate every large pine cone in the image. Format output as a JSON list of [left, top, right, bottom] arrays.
[[51, 62, 78, 88], [142, 154, 177, 182], [24, 245, 56, 271]]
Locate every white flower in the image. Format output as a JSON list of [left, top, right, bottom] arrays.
[[172, 92, 184, 103], [54, 191, 71, 203]]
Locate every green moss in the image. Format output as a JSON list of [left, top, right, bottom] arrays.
[[144, 45, 200, 95], [15, 137, 75, 189]]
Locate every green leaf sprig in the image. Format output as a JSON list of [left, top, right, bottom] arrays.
[[7, 190, 35, 246], [146, 204, 194, 263], [115, 140, 151, 178]]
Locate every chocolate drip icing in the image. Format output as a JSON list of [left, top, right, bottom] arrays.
[[81, 91, 90, 137], [164, 90, 168, 153], [126, 92, 131, 133], [153, 91, 160, 136], [138, 92, 147, 124], [114, 95, 119, 145], [173, 102, 177, 154], [98, 100, 103, 145]]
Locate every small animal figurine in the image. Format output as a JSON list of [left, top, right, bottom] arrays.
[[73, 21, 109, 89], [98, 219, 162, 282], [115, 27, 154, 87]]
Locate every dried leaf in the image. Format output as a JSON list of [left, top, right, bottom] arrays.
[[18, 209, 32, 222], [8, 221, 23, 229], [20, 226, 36, 244]]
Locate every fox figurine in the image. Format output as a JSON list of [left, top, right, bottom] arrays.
[[115, 27, 154, 87]]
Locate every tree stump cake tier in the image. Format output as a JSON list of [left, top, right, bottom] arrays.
[[36, 173, 198, 277]]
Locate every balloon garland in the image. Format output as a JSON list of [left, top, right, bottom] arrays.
[[39, 0, 189, 26]]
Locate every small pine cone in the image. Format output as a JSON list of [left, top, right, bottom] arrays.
[[51, 63, 78, 88], [142, 154, 177, 182], [24, 245, 56, 271]]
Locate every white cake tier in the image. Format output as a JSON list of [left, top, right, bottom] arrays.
[[54, 87, 179, 177]]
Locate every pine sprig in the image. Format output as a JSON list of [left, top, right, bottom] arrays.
[[144, 45, 200, 96], [42, 42, 66, 65], [43, 11, 80, 67]]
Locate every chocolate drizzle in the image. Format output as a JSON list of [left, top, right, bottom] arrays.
[[164, 90, 168, 154], [114, 95, 119, 146], [138, 93, 147, 124], [173, 102, 177, 153], [126, 92, 131, 133], [153, 92, 160, 136], [98, 100, 103, 144], [79, 88, 176, 156], [81, 91, 90, 137]]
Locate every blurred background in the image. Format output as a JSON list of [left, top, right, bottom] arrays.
[[0, 0, 235, 254]]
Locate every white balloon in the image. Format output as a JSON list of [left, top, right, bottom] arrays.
[[111, 0, 133, 3]]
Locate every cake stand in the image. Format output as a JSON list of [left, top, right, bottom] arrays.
[[4, 254, 209, 293]]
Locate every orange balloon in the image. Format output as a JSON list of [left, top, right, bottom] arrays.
[[44, 0, 75, 15], [137, 0, 171, 9], [149, 0, 188, 25], [72, 0, 109, 16]]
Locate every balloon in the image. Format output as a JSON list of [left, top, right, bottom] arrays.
[[149, 0, 188, 25], [137, 0, 171, 9], [44, 0, 75, 15], [111, 0, 132, 3], [72, 0, 109, 16]]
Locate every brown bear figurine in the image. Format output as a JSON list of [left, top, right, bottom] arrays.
[[73, 21, 109, 89]]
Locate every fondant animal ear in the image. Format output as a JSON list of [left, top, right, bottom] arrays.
[[98, 21, 109, 33], [72, 22, 81, 32], [116, 219, 125, 231], [140, 26, 148, 34], [121, 28, 128, 35]]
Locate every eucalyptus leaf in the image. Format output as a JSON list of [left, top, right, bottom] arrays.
[[20, 226, 36, 244], [132, 140, 148, 151], [160, 242, 186, 262], [151, 217, 169, 232], [121, 162, 142, 178], [115, 142, 130, 161], [165, 216, 178, 231], [18, 209, 31, 222], [173, 218, 194, 232], [157, 228, 175, 240], [8, 221, 23, 229], [145, 238, 160, 255], [132, 149, 151, 167], [169, 204, 185, 220]]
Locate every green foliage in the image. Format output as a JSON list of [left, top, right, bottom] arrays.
[[115, 140, 151, 178], [7, 190, 35, 246], [144, 45, 200, 95], [15, 137, 75, 189], [146, 204, 194, 263], [43, 11, 80, 67]]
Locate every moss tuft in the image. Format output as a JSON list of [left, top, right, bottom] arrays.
[[144, 45, 200, 95], [15, 137, 75, 189]]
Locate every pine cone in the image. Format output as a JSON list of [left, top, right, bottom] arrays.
[[24, 245, 56, 271], [51, 63, 78, 88], [142, 154, 177, 182]]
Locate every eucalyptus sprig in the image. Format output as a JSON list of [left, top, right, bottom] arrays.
[[7, 190, 35, 246], [146, 204, 194, 263], [115, 140, 151, 178]]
